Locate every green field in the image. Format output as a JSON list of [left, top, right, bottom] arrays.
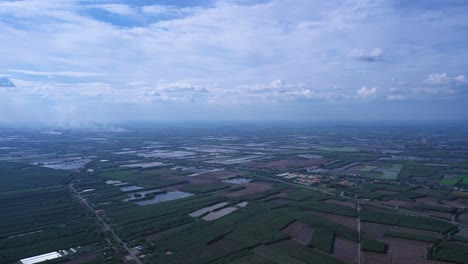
[[1, 124, 467, 264], [380, 164, 403, 180], [415, 204, 456, 213], [360, 166, 377, 172], [361, 239, 388, 253], [432, 241, 468, 264], [461, 175, 468, 184], [99, 166, 191, 187], [0, 162, 102, 263], [440, 176, 462, 186], [383, 231, 440, 243], [310, 229, 335, 253]]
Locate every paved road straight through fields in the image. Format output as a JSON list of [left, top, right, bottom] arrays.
[[69, 183, 143, 264]]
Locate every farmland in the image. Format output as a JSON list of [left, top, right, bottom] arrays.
[[361, 238, 388, 253], [1, 123, 468, 263], [310, 229, 335, 253], [0, 163, 109, 263]]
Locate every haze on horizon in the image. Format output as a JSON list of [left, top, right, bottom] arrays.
[[1, 0, 467, 127]]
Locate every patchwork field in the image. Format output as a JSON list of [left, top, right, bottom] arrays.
[[281, 221, 314, 245], [333, 237, 357, 263], [1, 124, 468, 264], [249, 158, 329, 170], [224, 181, 274, 197]]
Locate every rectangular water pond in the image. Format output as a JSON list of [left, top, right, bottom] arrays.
[[120, 161, 169, 168], [120, 185, 144, 192], [134, 191, 193, 205], [222, 178, 252, 184], [189, 202, 228, 218], [202, 207, 238, 221], [124, 189, 162, 201], [201, 202, 248, 221]]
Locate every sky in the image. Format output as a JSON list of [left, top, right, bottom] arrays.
[[0, 0, 467, 127]]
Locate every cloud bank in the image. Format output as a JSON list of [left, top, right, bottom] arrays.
[[0, 0, 467, 125]]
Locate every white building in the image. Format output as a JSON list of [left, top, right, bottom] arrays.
[[20, 252, 62, 264]]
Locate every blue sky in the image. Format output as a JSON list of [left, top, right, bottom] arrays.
[[0, 0, 467, 126]]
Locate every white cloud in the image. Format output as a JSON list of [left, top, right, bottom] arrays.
[[454, 75, 468, 84], [234, 80, 344, 102], [416, 73, 468, 97], [356, 86, 377, 97], [426, 73, 468, 86], [351, 48, 383, 61], [153, 81, 208, 93], [207, 96, 220, 104], [0, 0, 468, 123], [7, 69, 105, 78]]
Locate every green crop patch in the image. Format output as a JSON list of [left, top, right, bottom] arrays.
[[243, 187, 284, 200], [383, 231, 440, 243], [0, 162, 68, 192], [431, 241, 468, 264], [440, 176, 461, 186], [309, 203, 357, 217], [310, 229, 335, 253], [361, 239, 388, 253], [461, 175, 468, 184], [427, 190, 457, 200], [360, 166, 377, 172], [415, 204, 456, 213], [286, 189, 317, 201], [398, 162, 445, 181], [395, 191, 425, 200], [398, 215, 456, 233], [0, 163, 102, 263], [288, 210, 357, 242], [360, 209, 400, 225]]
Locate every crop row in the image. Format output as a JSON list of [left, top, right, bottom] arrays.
[[310, 229, 335, 253], [361, 238, 388, 253]]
